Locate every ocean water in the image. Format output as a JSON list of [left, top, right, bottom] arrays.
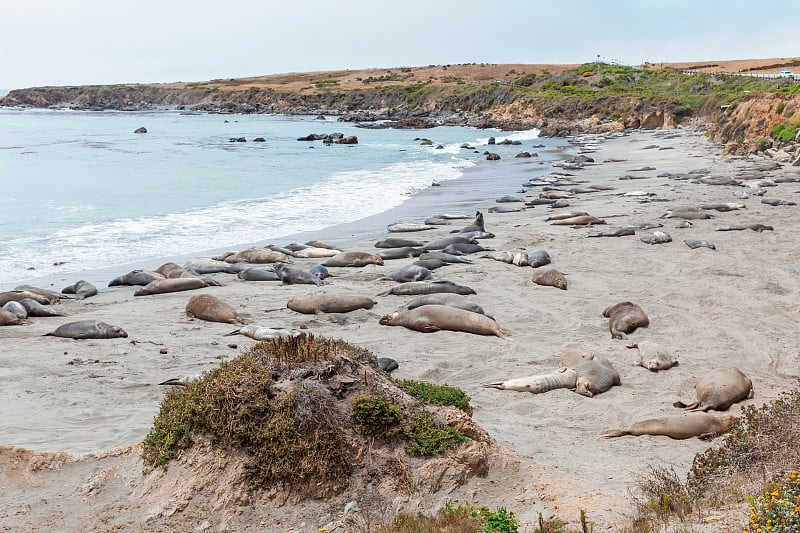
[[0, 109, 563, 289]]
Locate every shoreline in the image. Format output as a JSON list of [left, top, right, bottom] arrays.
[[3, 125, 800, 530]]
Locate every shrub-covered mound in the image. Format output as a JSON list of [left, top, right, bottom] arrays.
[[142, 334, 497, 504]]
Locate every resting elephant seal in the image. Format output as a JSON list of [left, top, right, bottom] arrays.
[[155, 262, 193, 278], [8, 287, 63, 305], [291, 246, 341, 259], [186, 294, 246, 325], [45, 320, 128, 339], [550, 215, 606, 226], [183, 258, 233, 274], [323, 251, 384, 267], [387, 222, 435, 233], [379, 304, 510, 338], [374, 238, 425, 249], [640, 231, 672, 244], [442, 243, 492, 255], [627, 341, 678, 371], [19, 298, 66, 317], [376, 247, 425, 260], [2, 301, 28, 319], [717, 223, 773, 232], [108, 270, 165, 287], [701, 202, 745, 212], [660, 209, 713, 220], [484, 250, 530, 266], [273, 263, 321, 285], [602, 412, 737, 440], [417, 251, 472, 264], [411, 258, 448, 270], [404, 293, 487, 316], [484, 347, 620, 397], [225, 248, 290, 264], [377, 280, 476, 297], [603, 301, 649, 339], [224, 325, 305, 341], [134, 277, 207, 296], [421, 235, 476, 251], [0, 290, 55, 307], [673, 366, 753, 411], [287, 293, 376, 314], [0, 308, 25, 326], [237, 267, 280, 282], [62, 280, 98, 299], [684, 239, 716, 250], [380, 264, 433, 282], [309, 264, 331, 280], [531, 268, 567, 290]]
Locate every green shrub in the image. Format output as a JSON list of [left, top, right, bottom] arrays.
[[394, 379, 472, 413], [776, 102, 786, 114], [352, 395, 403, 438], [748, 470, 800, 532], [404, 411, 466, 456]]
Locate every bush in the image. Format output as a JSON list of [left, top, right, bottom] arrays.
[[394, 379, 472, 413], [352, 395, 403, 438], [404, 411, 466, 456], [748, 470, 800, 532]]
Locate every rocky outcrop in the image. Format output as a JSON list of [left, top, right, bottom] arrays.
[[707, 93, 800, 154]]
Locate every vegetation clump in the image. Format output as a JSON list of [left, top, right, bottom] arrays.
[[404, 411, 466, 456], [394, 378, 473, 414], [748, 470, 800, 532], [352, 394, 403, 438], [377, 502, 519, 533]]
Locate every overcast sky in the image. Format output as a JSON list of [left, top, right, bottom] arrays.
[[1, 0, 798, 90]]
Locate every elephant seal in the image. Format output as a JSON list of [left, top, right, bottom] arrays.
[[19, 298, 66, 317], [379, 304, 510, 338], [377, 280, 476, 297], [376, 247, 425, 260], [224, 325, 305, 341], [701, 202, 746, 212], [155, 262, 192, 278], [304, 240, 339, 250], [602, 412, 737, 440], [377, 357, 399, 372], [273, 263, 321, 285], [450, 211, 485, 234], [2, 301, 28, 319], [761, 198, 796, 206], [531, 268, 568, 290], [108, 270, 165, 287], [134, 277, 207, 296], [225, 248, 290, 263], [627, 341, 678, 371], [387, 222, 435, 233], [442, 243, 491, 255], [527, 249, 552, 268], [484, 347, 620, 397], [287, 293, 376, 314], [545, 211, 588, 222], [659, 209, 713, 220], [62, 280, 98, 299], [417, 251, 472, 264], [0, 308, 25, 325], [484, 250, 530, 266], [237, 267, 280, 281], [186, 294, 246, 325], [684, 239, 716, 250], [183, 258, 232, 274], [588, 227, 636, 238], [550, 215, 606, 226], [411, 258, 448, 270], [673, 366, 753, 411], [323, 251, 384, 267], [421, 235, 477, 251], [716, 223, 773, 232], [640, 231, 672, 244], [8, 287, 62, 305], [374, 238, 425, 248], [380, 265, 433, 282], [404, 293, 487, 316], [291, 246, 342, 259], [309, 264, 331, 280], [603, 301, 649, 339], [45, 320, 128, 339]]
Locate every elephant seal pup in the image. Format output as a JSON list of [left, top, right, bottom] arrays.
[[376, 247, 425, 260], [19, 298, 66, 317], [660, 209, 713, 220], [640, 231, 672, 244], [701, 202, 746, 212], [108, 270, 165, 287], [674, 366, 753, 411], [387, 222, 435, 233], [484, 250, 530, 266], [588, 227, 636, 238], [287, 293, 377, 314], [627, 341, 678, 371], [545, 211, 588, 222], [237, 267, 280, 282], [45, 320, 128, 339], [323, 251, 384, 267], [155, 262, 193, 278], [550, 215, 606, 226], [603, 301, 649, 339], [761, 198, 796, 206], [442, 243, 492, 255], [411, 258, 448, 270], [186, 294, 246, 325], [417, 251, 472, 264], [404, 293, 487, 316], [377, 357, 399, 372], [684, 239, 716, 250], [291, 246, 341, 259], [531, 268, 568, 290], [602, 412, 737, 440], [134, 277, 207, 296], [273, 263, 321, 285], [379, 304, 510, 338], [224, 325, 305, 341], [527, 249, 552, 268], [0, 308, 25, 325], [374, 238, 425, 249], [2, 301, 28, 319], [61, 280, 98, 299], [717, 223, 773, 232], [309, 264, 331, 280], [378, 280, 476, 297], [381, 265, 433, 282]]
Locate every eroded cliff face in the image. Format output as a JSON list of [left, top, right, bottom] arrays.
[[707, 93, 800, 154]]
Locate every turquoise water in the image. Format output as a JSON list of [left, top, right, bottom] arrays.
[[0, 109, 561, 287]]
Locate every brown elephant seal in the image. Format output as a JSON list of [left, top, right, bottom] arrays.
[[237, 267, 280, 282], [531, 268, 568, 290], [273, 263, 321, 285], [186, 294, 246, 325], [134, 277, 207, 296], [12, 286, 64, 305], [155, 262, 192, 278], [545, 211, 588, 222], [627, 341, 678, 371], [602, 412, 738, 440], [603, 301, 649, 339], [379, 304, 510, 338], [287, 293, 376, 314], [404, 293, 487, 316], [550, 215, 606, 226], [0, 290, 60, 307], [673, 366, 753, 411], [387, 222, 435, 233], [701, 202, 745, 212], [108, 270, 165, 287], [62, 280, 98, 299], [305, 240, 339, 250], [0, 308, 25, 325], [225, 248, 290, 264], [380, 264, 433, 282], [377, 280, 476, 297], [45, 320, 128, 339], [322, 251, 385, 267], [484, 347, 620, 397]]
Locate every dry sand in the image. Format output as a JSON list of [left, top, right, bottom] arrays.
[[2, 127, 800, 531]]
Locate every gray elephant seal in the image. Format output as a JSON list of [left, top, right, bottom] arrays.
[[404, 293, 487, 316], [532, 268, 568, 290], [374, 238, 425, 248], [287, 293, 376, 314], [19, 298, 66, 317], [701, 202, 745, 212], [527, 249, 552, 268], [0, 308, 25, 325], [186, 294, 246, 325], [387, 222, 435, 233], [134, 277, 207, 296], [627, 341, 678, 371], [62, 280, 98, 299], [273, 263, 321, 285], [108, 270, 165, 287], [660, 209, 713, 220], [182, 258, 232, 274], [673, 366, 753, 411], [323, 251, 385, 267], [381, 265, 433, 282], [717, 223, 773, 232], [602, 412, 737, 440], [376, 247, 424, 260], [379, 304, 510, 338], [603, 301, 649, 339], [451, 211, 485, 234], [45, 320, 128, 339], [411, 258, 448, 270], [589, 227, 636, 238], [421, 235, 477, 251], [377, 357, 399, 372], [761, 198, 796, 206], [309, 264, 331, 280], [484, 347, 620, 397], [2, 301, 28, 319], [684, 239, 716, 250], [237, 267, 280, 282], [417, 251, 472, 264], [378, 280, 476, 297], [640, 231, 672, 244]]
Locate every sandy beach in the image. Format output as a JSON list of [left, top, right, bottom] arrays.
[[2, 126, 799, 531]]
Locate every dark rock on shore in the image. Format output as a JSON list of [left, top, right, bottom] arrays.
[[134, 127, 147, 134]]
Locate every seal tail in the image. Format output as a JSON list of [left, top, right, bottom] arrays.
[[223, 328, 242, 336], [496, 327, 513, 340], [376, 289, 392, 297], [673, 400, 701, 410], [600, 429, 630, 438]]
